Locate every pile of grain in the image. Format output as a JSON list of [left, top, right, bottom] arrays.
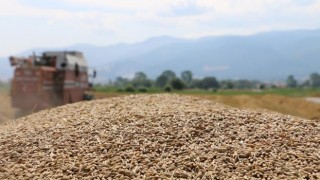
[[0, 94, 319, 179]]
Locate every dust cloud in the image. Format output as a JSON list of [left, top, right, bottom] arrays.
[[0, 91, 16, 124]]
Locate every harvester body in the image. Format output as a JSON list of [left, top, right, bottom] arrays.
[[10, 51, 93, 111]]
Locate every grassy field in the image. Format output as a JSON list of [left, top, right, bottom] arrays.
[[95, 86, 320, 97], [181, 88, 320, 97]]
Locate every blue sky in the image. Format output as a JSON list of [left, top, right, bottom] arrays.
[[0, 0, 320, 56]]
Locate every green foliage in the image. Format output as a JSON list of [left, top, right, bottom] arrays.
[[161, 70, 176, 82], [125, 86, 135, 92], [233, 80, 258, 89], [155, 70, 177, 88], [177, 88, 320, 97], [156, 75, 168, 88], [310, 72, 320, 88], [190, 79, 202, 89], [301, 80, 310, 87], [181, 70, 193, 86], [96, 70, 320, 95], [286, 75, 297, 88], [137, 87, 148, 92], [116, 89, 124, 92], [132, 72, 151, 88], [134, 72, 147, 79], [220, 80, 234, 89], [201, 77, 219, 90], [114, 77, 130, 88], [170, 78, 185, 90], [164, 86, 172, 92], [91, 84, 117, 92], [258, 84, 266, 90]]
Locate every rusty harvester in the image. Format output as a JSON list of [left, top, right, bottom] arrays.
[[9, 51, 96, 112]]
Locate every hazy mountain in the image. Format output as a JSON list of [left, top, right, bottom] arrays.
[[101, 29, 320, 81], [15, 36, 184, 67], [1, 29, 320, 82]]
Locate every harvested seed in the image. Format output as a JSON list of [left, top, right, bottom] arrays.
[[0, 94, 319, 179]]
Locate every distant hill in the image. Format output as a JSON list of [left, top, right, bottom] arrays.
[[1, 29, 320, 82], [102, 29, 320, 81]]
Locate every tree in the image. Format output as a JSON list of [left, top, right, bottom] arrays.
[[133, 72, 147, 80], [220, 80, 234, 89], [310, 72, 320, 88], [201, 77, 219, 90], [286, 75, 297, 88], [114, 77, 130, 88], [156, 70, 176, 88], [234, 79, 256, 89], [170, 78, 185, 90], [301, 79, 310, 88], [181, 70, 193, 87], [161, 70, 176, 82], [190, 79, 202, 89], [156, 75, 168, 88], [132, 71, 151, 88]]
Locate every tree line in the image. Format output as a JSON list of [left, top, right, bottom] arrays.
[[102, 70, 320, 92], [286, 73, 320, 88], [104, 70, 265, 92]]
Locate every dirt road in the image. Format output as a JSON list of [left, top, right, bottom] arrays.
[[305, 97, 320, 104]]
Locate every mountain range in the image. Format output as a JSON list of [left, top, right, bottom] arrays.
[[1, 28, 320, 82]]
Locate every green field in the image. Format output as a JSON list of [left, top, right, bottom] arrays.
[[95, 86, 320, 97], [182, 88, 320, 97]]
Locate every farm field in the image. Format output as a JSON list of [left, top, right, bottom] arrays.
[[193, 94, 320, 120], [1, 88, 320, 123], [94, 88, 320, 121]]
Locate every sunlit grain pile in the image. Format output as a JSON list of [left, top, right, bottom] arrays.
[[0, 94, 319, 179]]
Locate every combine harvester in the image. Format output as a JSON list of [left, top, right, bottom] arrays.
[[9, 51, 96, 114]]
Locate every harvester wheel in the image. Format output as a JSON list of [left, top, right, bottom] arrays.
[[84, 94, 94, 101]]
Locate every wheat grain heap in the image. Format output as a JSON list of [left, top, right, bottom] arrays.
[[0, 94, 319, 179]]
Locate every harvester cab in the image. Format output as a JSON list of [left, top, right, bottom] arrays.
[[10, 51, 95, 113]]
